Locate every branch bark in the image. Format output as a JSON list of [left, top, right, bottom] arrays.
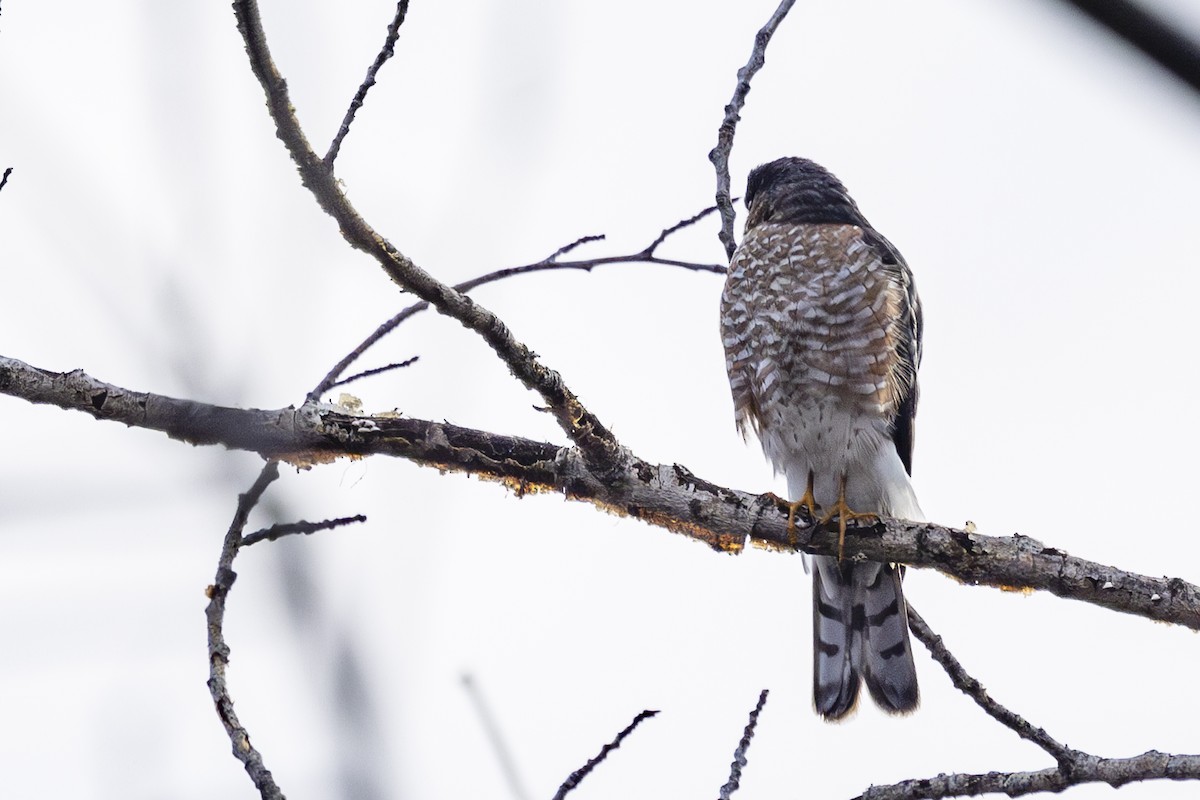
[[231, 0, 624, 479], [4, 354, 1197, 631]]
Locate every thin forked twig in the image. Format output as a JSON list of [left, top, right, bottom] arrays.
[[461, 674, 532, 800], [552, 709, 660, 800], [709, 0, 797, 259], [241, 513, 368, 547], [307, 206, 725, 401], [205, 461, 285, 800], [718, 689, 769, 800], [906, 604, 1079, 768], [325, 0, 411, 165]]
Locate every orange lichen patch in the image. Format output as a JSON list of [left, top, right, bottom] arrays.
[[639, 509, 745, 554], [997, 584, 1035, 595], [473, 471, 558, 498], [276, 450, 361, 470]]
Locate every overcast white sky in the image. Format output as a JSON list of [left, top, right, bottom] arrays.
[[3, 1, 1200, 799]]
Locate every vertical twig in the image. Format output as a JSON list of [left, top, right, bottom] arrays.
[[205, 461, 285, 800], [709, 0, 797, 259]]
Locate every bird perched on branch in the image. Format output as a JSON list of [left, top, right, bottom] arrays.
[[720, 157, 922, 719]]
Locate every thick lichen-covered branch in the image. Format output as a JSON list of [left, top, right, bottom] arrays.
[[3, 354, 1197, 631]]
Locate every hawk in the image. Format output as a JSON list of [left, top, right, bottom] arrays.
[[720, 157, 922, 719]]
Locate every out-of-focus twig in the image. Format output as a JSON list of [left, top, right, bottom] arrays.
[[461, 674, 532, 800]]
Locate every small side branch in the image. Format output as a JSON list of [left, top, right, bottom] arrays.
[[241, 513, 367, 547], [906, 605, 1077, 767], [324, 0, 411, 165], [718, 689, 769, 800], [307, 207, 725, 401], [0, 167, 12, 193], [709, 0, 797, 259], [205, 461, 284, 800], [552, 710, 659, 800], [326, 356, 419, 392]]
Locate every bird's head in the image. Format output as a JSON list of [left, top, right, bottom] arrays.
[[744, 157, 869, 229]]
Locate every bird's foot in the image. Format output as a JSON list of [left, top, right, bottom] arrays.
[[820, 496, 879, 562], [760, 486, 819, 550]]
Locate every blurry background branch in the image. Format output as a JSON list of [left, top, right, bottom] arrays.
[[3, 353, 1197, 632], [1054, 0, 1200, 96]]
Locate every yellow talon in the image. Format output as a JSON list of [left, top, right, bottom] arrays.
[[763, 471, 820, 549], [820, 474, 878, 561]]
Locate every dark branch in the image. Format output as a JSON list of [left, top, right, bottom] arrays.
[[205, 461, 285, 800], [854, 750, 1200, 799], [709, 0, 797, 259], [5, 355, 1199, 630], [306, 207, 725, 402], [907, 605, 1077, 767], [545, 233, 606, 262], [327, 356, 419, 392], [0, 167, 12, 194], [718, 689, 769, 800], [1052, 0, 1200, 98], [552, 710, 659, 800], [324, 0, 411, 165], [242, 513, 367, 547]]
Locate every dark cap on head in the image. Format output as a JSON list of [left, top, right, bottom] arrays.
[[744, 157, 870, 229]]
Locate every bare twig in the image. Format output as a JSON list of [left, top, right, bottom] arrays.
[[307, 206, 725, 402], [709, 0, 797, 259], [232, 0, 622, 478], [461, 674, 531, 800], [324, 0, 410, 165], [326, 356, 419, 392], [552, 709, 659, 800], [205, 461, 285, 800], [906, 605, 1078, 768], [545, 233, 606, 262], [0, 167, 12, 193], [854, 750, 1200, 800], [5, 354, 1200, 631], [241, 513, 367, 547], [718, 689, 769, 800]]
